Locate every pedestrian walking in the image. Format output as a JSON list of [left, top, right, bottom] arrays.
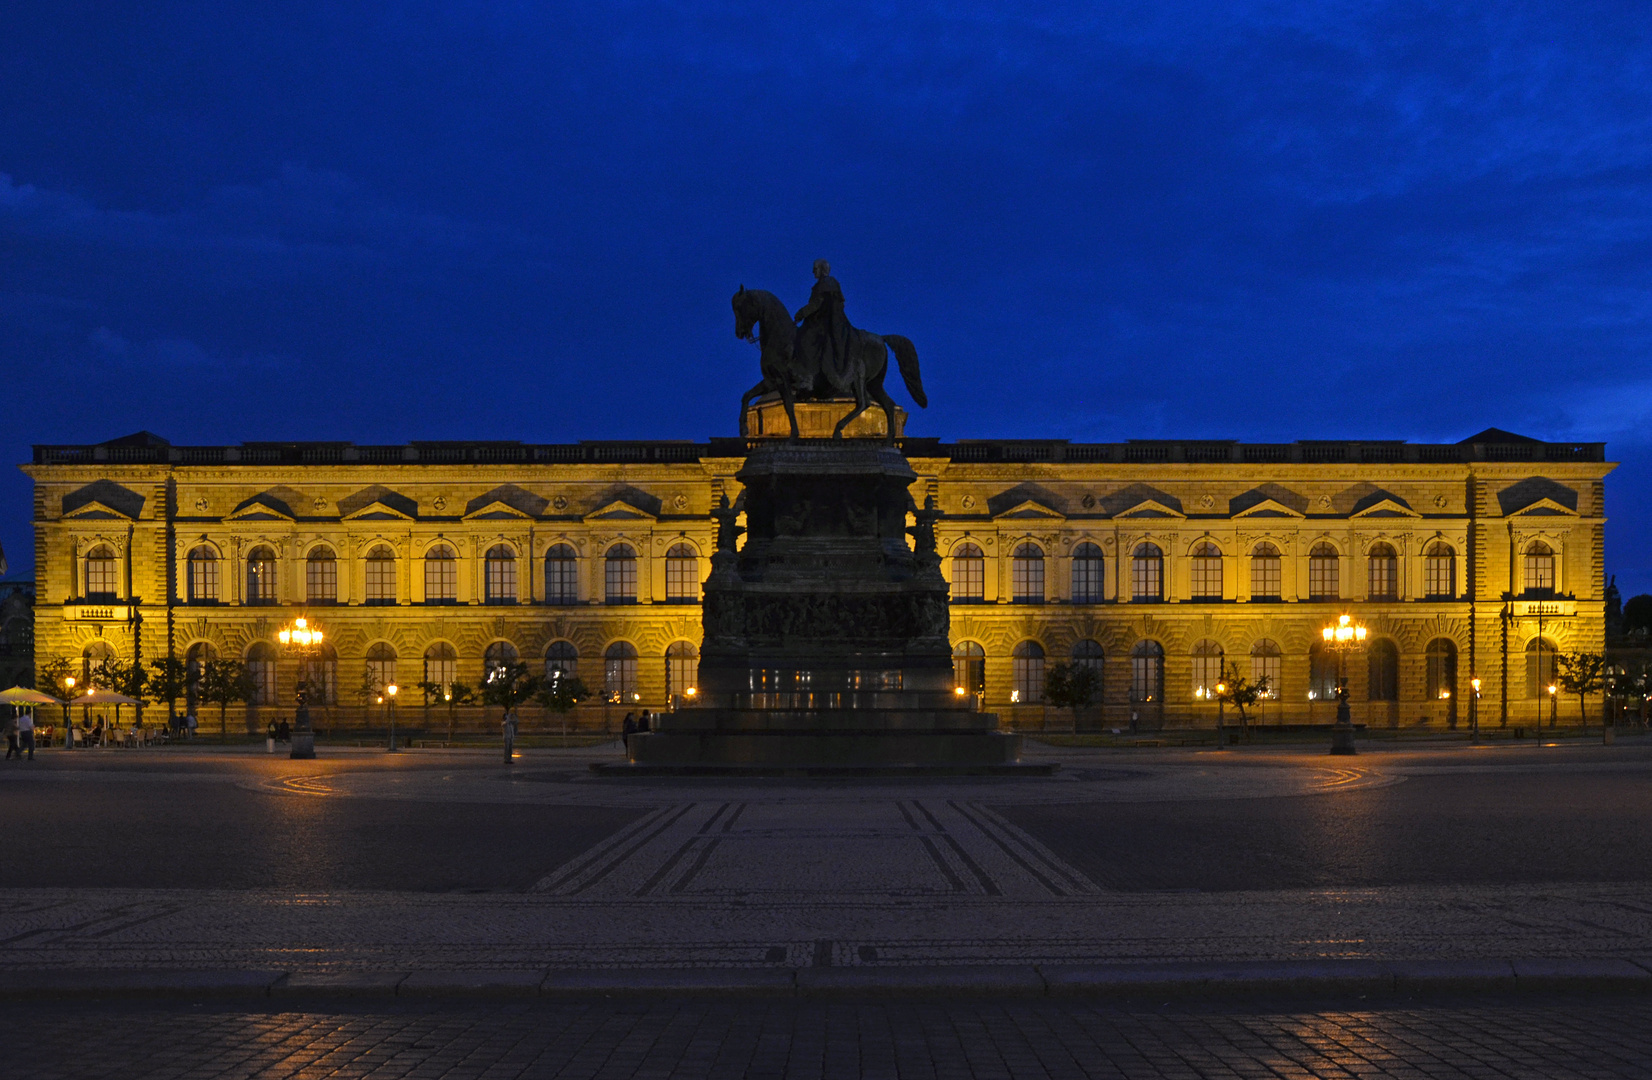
[[16, 711, 35, 760], [277, 719, 290, 743], [502, 709, 518, 764], [185, 713, 197, 740], [3, 712, 18, 760], [621, 711, 637, 749]]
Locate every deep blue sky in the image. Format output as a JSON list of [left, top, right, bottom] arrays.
[[3, 3, 1650, 593]]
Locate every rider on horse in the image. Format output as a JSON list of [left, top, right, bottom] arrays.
[[793, 259, 851, 392]]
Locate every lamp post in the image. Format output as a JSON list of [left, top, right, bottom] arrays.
[[62, 675, 75, 747], [1547, 682, 1557, 728], [1470, 677, 1481, 740], [1321, 613, 1368, 756], [386, 682, 399, 751], [1214, 677, 1227, 744], [277, 616, 322, 759]]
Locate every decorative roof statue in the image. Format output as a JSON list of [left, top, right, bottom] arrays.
[[732, 262, 928, 441]]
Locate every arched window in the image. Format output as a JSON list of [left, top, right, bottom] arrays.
[[1424, 542, 1456, 599], [484, 545, 517, 604], [246, 546, 277, 605], [1011, 641, 1045, 703], [1189, 542, 1222, 601], [1426, 638, 1457, 703], [1130, 543, 1163, 602], [1070, 542, 1104, 603], [246, 641, 277, 705], [1523, 542, 1555, 597], [544, 543, 578, 605], [82, 640, 115, 686], [299, 643, 337, 706], [84, 545, 117, 602], [666, 641, 697, 700], [1191, 639, 1223, 699], [1129, 640, 1164, 702], [365, 642, 397, 692], [605, 544, 638, 604], [364, 544, 396, 605], [1367, 542, 1398, 600], [1250, 542, 1282, 600], [1309, 642, 1339, 701], [1251, 639, 1281, 699], [1011, 543, 1044, 603], [545, 641, 578, 681], [424, 544, 457, 604], [1308, 542, 1339, 600], [953, 641, 985, 699], [1525, 636, 1559, 699], [950, 543, 984, 602], [665, 543, 699, 602], [604, 641, 639, 702], [483, 640, 519, 684], [423, 642, 457, 697], [306, 546, 337, 604], [1367, 639, 1399, 701], [187, 546, 220, 603]]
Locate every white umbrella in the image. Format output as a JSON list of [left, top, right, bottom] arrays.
[[68, 689, 140, 706], [0, 687, 61, 706]]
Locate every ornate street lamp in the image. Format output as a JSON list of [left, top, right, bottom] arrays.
[[386, 682, 399, 752], [1320, 613, 1368, 756], [1470, 676, 1482, 740], [277, 616, 323, 759]]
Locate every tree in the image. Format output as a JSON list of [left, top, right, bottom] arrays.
[[199, 658, 255, 741], [482, 660, 539, 720], [147, 656, 191, 728], [534, 672, 589, 742], [39, 657, 76, 732], [99, 655, 148, 700], [419, 679, 476, 742], [1214, 662, 1270, 740], [1557, 651, 1607, 727], [1043, 662, 1100, 732]]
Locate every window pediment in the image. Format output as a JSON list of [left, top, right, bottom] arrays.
[[227, 493, 295, 522], [1115, 499, 1186, 519], [343, 500, 416, 522], [465, 484, 548, 519], [1351, 497, 1421, 519], [62, 480, 144, 520], [1232, 498, 1304, 519], [1509, 497, 1578, 517], [338, 485, 417, 520], [461, 501, 535, 521], [992, 499, 1066, 521], [584, 499, 658, 523]]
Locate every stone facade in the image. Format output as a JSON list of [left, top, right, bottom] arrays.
[[22, 426, 1613, 732]]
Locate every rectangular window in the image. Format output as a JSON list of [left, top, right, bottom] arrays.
[[425, 558, 456, 603], [365, 560, 396, 604], [306, 560, 337, 603], [1011, 658, 1044, 703], [1190, 654, 1222, 699], [1308, 558, 1338, 599], [423, 657, 456, 692], [605, 559, 637, 602], [1251, 557, 1281, 599], [250, 660, 276, 705], [1251, 654, 1281, 698], [188, 559, 219, 603], [952, 557, 984, 600], [1368, 558, 1397, 599], [1129, 657, 1161, 702], [1424, 556, 1454, 598], [1071, 560, 1103, 603], [665, 558, 698, 600], [1131, 558, 1161, 601], [247, 561, 277, 604], [1524, 555, 1555, 594], [1189, 558, 1222, 600], [546, 560, 578, 604], [85, 558, 117, 598], [486, 559, 517, 603], [1012, 559, 1044, 602]]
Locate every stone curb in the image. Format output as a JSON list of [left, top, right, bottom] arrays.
[[3, 959, 1652, 1000]]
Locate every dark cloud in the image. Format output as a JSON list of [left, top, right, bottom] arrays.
[[1, 1, 1650, 589]]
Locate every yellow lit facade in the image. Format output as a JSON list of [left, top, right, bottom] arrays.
[[24, 427, 1614, 732]]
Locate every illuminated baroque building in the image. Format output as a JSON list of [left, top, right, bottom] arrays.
[[23, 424, 1613, 733]]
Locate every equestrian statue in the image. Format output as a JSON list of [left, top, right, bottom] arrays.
[[732, 260, 927, 440]]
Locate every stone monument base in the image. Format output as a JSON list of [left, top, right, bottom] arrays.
[[744, 394, 906, 439], [605, 706, 1051, 775]]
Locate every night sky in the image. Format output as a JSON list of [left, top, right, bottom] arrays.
[[3, 4, 1649, 594]]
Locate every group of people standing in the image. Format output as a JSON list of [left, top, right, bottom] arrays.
[[621, 710, 654, 747]]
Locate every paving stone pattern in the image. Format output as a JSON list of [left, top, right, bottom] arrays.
[[15, 994, 1652, 1079]]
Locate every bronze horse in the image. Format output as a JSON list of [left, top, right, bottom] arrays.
[[732, 286, 927, 440]]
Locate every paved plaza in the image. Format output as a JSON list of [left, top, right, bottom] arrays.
[[7, 738, 1652, 1076]]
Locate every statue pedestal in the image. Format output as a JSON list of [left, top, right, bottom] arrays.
[[745, 395, 906, 439], [611, 439, 1039, 775]]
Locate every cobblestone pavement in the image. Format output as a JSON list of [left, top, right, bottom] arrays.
[[5, 743, 1652, 972], [16, 993, 1652, 1079]]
